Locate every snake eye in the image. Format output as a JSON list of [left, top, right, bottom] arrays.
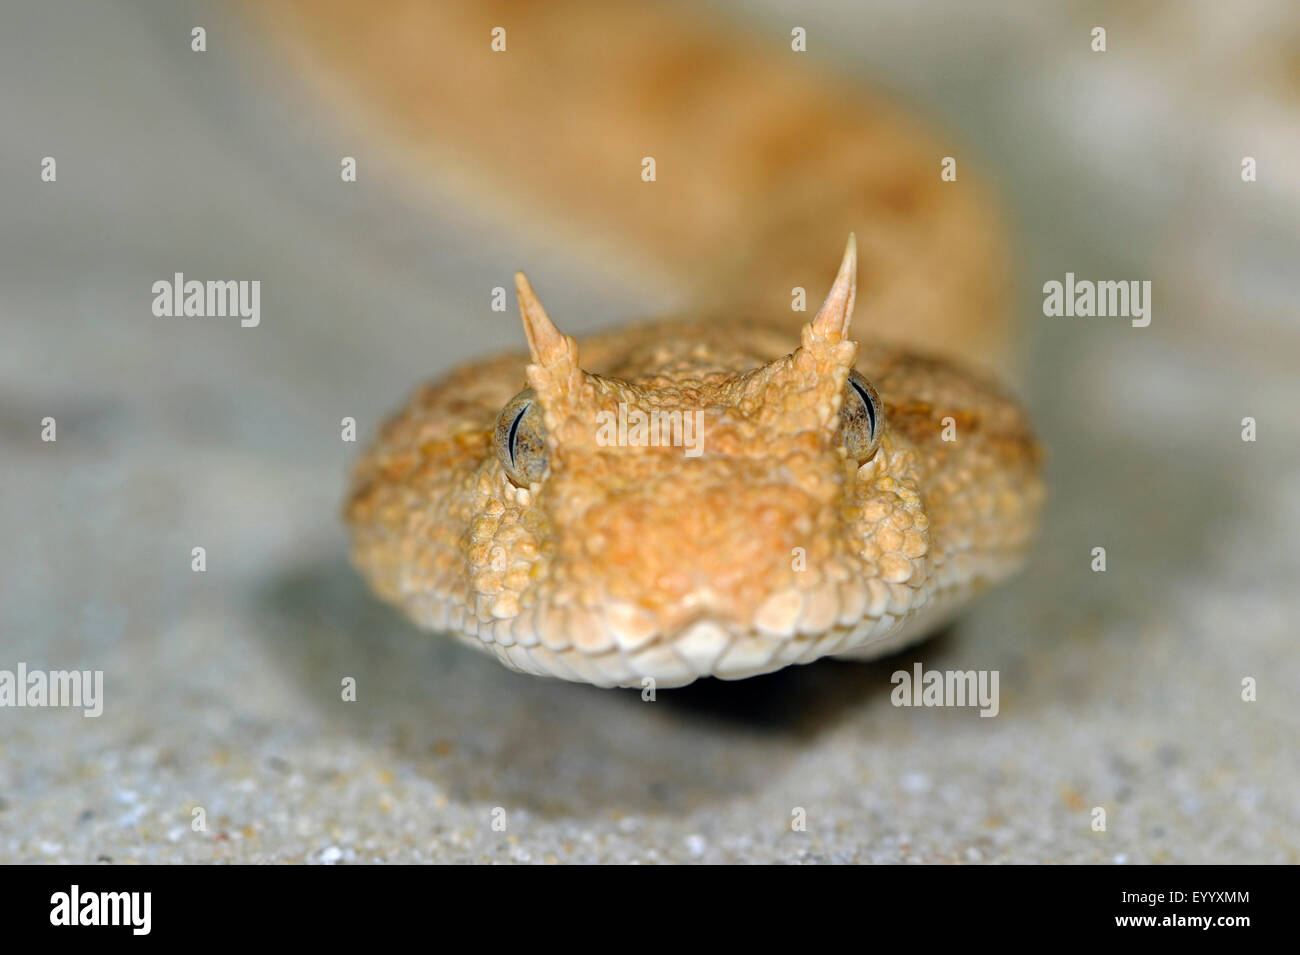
[[494, 388, 548, 486], [838, 369, 883, 464]]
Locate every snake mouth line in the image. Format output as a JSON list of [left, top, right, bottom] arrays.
[[421, 586, 966, 687]]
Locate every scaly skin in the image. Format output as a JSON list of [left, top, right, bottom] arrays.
[[245, 0, 1045, 685], [346, 243, 1043, 686]]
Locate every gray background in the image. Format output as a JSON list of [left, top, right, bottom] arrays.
[[1, 0, 1296, 862]]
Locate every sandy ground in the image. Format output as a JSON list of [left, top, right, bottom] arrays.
[[2, 0, 1297, 863]]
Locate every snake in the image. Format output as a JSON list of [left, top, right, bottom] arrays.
[[249, 0, 1046, 686]]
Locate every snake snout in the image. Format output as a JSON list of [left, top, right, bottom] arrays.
[[547, 459, 837, 635]]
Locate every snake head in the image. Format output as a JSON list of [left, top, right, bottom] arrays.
[[470, 237, 934, 684], [347, 236, 1040, 687]]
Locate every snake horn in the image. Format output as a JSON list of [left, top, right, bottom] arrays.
[[809, 233, 857, 343], [516, 271, 584, 414], [514, 271, 575, 367]]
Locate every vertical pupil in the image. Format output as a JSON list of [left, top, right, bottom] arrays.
[[507, 404, 528, 466], [850, 378, 876, 436]]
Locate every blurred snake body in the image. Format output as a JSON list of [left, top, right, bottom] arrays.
[[253, 0, 1045, 686]]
